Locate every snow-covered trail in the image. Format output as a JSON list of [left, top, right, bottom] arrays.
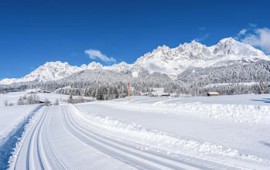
[[76, 102, 270, 160], [11, 106, 135, 169], [10, 104, 238, 170], [10, 107, 68, 170]]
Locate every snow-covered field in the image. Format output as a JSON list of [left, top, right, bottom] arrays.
[[0, 91, 70, 107], [1, 92, 270, 169]]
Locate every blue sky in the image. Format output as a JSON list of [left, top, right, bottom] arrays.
[[0, 0, 270, 79]]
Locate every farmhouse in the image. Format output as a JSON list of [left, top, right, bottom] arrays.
[[207, 92, 219, 96], [149, 88, 170, 97]]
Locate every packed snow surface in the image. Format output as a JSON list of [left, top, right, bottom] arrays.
[[2, 93, 270, 169]]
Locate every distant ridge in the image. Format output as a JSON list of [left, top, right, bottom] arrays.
[[1, 37, 269, 85]]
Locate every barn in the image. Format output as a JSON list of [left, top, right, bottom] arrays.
[[207, 92, 219, 96]]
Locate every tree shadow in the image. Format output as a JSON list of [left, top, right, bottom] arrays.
[[260, 141, 270, 148], [251, 98, 270, 104]]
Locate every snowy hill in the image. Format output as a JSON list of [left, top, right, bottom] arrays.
[[59, 69, 132, 84], [0, 61, 138, 85], [80, 62, 103, 70], [1, 37, 269, 85], [0, 62, 83, 85], [179, 61, 270, 85]]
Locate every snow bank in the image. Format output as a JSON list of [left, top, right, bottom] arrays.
[[70, 105, 267, 166], [0, 105, 39, 145], [105, 97, 270, 124], [0, 105, 42, 169]]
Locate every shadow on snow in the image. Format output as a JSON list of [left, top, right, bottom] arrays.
[[251, 98, 270, 104], [0, 105, 42, 169]]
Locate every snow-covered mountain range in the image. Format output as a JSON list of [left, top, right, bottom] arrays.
[[1, 37, 269, 85], [135, 37, 268, 78]]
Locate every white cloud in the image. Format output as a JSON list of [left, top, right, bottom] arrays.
[[195, 27, 209, 42], [195, 34, 209, 42], [238, 29, 247, 36], [199, 27, 206, 31], [84, 49, 116, 63], [237, 27, 270, 54], [249, 23, 257, 28]]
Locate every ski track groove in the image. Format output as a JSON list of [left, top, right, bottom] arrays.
[[25, 107, 47, 170], [14, 107, 69, 170], [44, 107, 71, 170], [38, 107, 70, 170]]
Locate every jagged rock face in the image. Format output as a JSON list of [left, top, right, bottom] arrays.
[[21, 62, 82, 82], [2, 61, 83, 84], [1, 37, 269, 85], [135, 38, 269, 78]]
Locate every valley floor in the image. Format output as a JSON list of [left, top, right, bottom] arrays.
[[1, 93, 270, 169]]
